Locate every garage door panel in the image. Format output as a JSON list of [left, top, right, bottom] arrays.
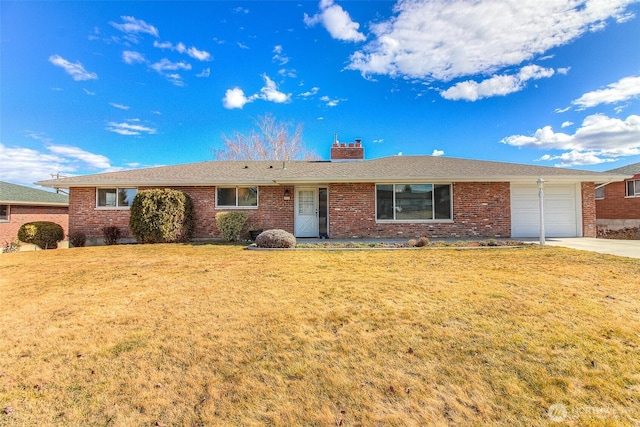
[[511, 184, 579, 238]]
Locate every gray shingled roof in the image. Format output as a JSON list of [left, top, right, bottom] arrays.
[[604, 161, 640, 176], [1, 181, 69, 205], [36, 156, 630, 188]]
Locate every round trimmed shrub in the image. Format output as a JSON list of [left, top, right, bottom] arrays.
[[68, 231, 87, 248], [17, 221, 64, 249], [255, 229, 296, 248], [215, 211, 249, 242], [129, 189, 195, 244]]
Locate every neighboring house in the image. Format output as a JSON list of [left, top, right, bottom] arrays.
[[595, 162, 640, 232], [36, 140, 628, 244], [0, 181, 69, 245]]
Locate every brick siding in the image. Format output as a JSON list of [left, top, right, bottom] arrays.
[[69, 181, 598, 242], [595, 180, 640, 231], [581, 182, 597, 237], [0, 205, 69, 244], [69, 186, 295, 241], [328, 182, 511, 238]]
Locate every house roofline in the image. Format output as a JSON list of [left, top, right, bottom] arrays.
[[0, 200, 69, 207]]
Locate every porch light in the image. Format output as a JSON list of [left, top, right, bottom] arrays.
[[537, 177, 545, 246], [283, 188, 291, 200]]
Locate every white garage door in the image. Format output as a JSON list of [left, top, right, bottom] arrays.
[[511, 183, 581, 237]]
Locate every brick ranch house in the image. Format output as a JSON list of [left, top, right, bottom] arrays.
[[596, 161, 640, 232], [0, 181, 69, 245], [37, 140, 628, 244]]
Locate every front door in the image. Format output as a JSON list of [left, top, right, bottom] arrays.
[[295, 187, 319, 237]]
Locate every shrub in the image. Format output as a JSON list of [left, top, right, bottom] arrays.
[[102, 226, 121, 245], [416, 236, 430, 247], [2, 238, 20, 253], [255, 229, 296, 248], [17, 221, 64, 249], [129, 189, 195, 244], [68, 231, 87, 248], [215, 211, 249, 242]]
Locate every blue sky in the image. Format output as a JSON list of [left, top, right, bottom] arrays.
[[1, 0, 639, 187]]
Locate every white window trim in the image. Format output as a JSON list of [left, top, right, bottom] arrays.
[[626, 179, 640, 198], [375, 183, 454, 223], [95, 187, 138, 210], [0, 204, 9, 222], [216, 186, 259, 209]]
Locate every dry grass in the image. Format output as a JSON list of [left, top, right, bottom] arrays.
[[1, 244, 639, 426]]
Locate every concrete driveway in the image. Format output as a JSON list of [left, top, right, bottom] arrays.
[[543, 238, 640, 259]]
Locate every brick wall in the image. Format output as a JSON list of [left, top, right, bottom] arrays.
[[595, 180, 640, 231], [581, 182, 597, 237], [327, 182, 511, 238], [0, 205, 69, 244], [330, 141, 364, 161], [69, 186, 295, 242]]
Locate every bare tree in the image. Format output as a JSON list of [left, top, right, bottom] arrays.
[[214, 114, 319, 161]]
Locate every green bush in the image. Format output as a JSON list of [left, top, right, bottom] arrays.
[[17, 221, 64, 249], [102, 226, 121, 245], [215, 211, 249, 242], [255, 229, 296, 248], [68, 231, 87, 248], [129, 189, 195, 244]]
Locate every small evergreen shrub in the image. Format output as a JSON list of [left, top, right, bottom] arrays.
[[255, 229, 296, 248], [416, 236, 430, 247], [129, 189, 195, 244], [17, 221, 64, 249], [215, 211, 249, 242], [68, 231, 87, 248], [102, 226, 121, 245]]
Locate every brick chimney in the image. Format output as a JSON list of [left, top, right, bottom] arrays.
[[330, 136, 364, 161]]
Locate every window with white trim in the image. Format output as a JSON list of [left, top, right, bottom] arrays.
[[376, 184, 452, 221], [626, 180, 640, 197], [97, 188, 137, 208], [0, 204, 9, 222], [595, 186, 605, 200], [217, 187, 258, 208]]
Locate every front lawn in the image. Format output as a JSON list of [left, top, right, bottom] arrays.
[[1, 245, 639, 426]]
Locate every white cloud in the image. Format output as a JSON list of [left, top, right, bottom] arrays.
[[273, 45, 290, 65], [47, 145, 112, 169], [83, 88, 96, 96], [501, 114, 640, 166], [150, 58, 192, 86], [320, 95, 341, 107], [561, 121, 574, 128], [106, 120, 157, 136], [48, 55, 98, 81], [0, 143, 117, 186], [110, 16, 159, 38], [237, 42, 250, 50], [25, 131, 53, 144], [223, 87, 250, 109], [196, 68, 211, 78], [122, 50, 146, 64], [570, 75, 640, 110], [256, 74, 291, 103], [154, 40, 211, 61], [431, 149, 444, 156], [187, 46, 211, 61], [109, 102, 130, 110], [347, 0, 636, 80], [222, 74, 291, 109], [304, 0, 366, 42], [441, 65, 555, 101], [300, 87, 320, 97]]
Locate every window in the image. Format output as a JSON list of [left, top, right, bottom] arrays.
[[97, 188, 137, 208], [0, 204, 9, 222], [217, 187, 258, 208], [627, 180, 640, 197], [376, 184, 452, 221], [595, 186, 605, 200]]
